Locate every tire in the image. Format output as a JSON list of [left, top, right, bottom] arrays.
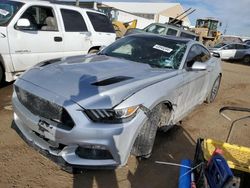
[[131, 104, 163, 158], [0, 64, 4, 85], [88, 49, 99, 54], [243, 55, 250, 64], [206, 75, 221, 103]]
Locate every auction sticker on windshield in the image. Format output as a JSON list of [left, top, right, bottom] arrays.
[[0, 9, 9, 16], [153, 44, 173, 53]]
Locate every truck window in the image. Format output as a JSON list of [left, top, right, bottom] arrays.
[[20, 6, 58, 31], [87, 12, 115, 33], [180, 32, 196, 40], [61, 9, 87, 32], [166, 28, 177, 36]]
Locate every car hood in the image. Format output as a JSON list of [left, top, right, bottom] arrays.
[[20, 55, 177, 109]]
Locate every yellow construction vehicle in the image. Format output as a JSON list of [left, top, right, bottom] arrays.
[[194, 18, 222, 47], [112, 19, 137, 39]]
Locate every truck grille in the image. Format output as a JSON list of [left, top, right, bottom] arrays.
[[15, 86, 74, 130]]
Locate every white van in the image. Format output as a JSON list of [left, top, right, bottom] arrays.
[[0, 0, 116, 83]]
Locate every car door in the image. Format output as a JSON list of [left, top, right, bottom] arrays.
[[85, 11, 116, 47], [59, 8, 91, 56], [174, 44, 210, 121], [220, 44, 237, 59], [234, 44, 248, 59], [7, 5, 64, 71]]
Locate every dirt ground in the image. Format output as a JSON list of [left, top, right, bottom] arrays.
[[0, 62, 249, 188]]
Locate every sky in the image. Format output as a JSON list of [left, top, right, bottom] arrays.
[[99, 0, 250, 37]]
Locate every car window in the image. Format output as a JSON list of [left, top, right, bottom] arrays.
[[166, 28, 177, 36], [200, 46, 211, 61], [100, 35, 187, 69], [235, 44, 246, 49], [145, 24, 166, 34], [185, 44, 209, 68], [61, 9, 87, 32], [20, 6, 58, 31], [180, 32, 196, 40], [223, 44, 236, 50], [87, 12, 115, 33], [214, 43, 226, 48]]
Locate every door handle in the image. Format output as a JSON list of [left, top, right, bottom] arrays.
[[54, 37, 62, 42]]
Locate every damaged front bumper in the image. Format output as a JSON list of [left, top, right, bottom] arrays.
[[12, 80, 147, 171]]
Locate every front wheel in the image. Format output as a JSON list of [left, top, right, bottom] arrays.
[[243, 55, 250, 64], [131, 104, 163, 158], [206, 75, 221, 103]]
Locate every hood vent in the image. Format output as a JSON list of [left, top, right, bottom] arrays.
[[38, 58, 62, 67], [92, 76, 133, 86]]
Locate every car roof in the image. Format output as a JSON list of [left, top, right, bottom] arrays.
[[146, 23, 197, 35], [225, 43, 247, 45]]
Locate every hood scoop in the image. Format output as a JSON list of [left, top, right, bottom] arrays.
[[92, 76, 133, 86]]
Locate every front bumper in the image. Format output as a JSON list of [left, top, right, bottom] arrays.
[[12, 79, 147, 170]]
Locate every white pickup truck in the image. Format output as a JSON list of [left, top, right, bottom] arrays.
[[0, 0, 116, 83]]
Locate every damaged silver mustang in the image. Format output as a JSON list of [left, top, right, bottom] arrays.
[[12, 34, 222, 171]]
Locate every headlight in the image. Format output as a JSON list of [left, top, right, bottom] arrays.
[[84, 105, 140, 123]]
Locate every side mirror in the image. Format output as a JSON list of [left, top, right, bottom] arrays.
[[191, 61, 207, 71], [212, 52, 220, 58], [16, 18, 31, 30]]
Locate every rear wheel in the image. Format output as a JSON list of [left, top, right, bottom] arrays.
[[206, 75, 221, 103], [131, 104, 170, 158], [243, 55, 250, 64]]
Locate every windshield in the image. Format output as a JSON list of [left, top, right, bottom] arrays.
[[100, 35, 187, 69], [144, 24, 166, 35], [0, 1, 23, 26], [214, 43, 226, 48]]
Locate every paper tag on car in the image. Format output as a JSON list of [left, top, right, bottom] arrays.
[[153, 44, 173, 53], [0, 9, 9, 16]]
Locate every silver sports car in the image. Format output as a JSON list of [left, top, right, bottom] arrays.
[[12, 34, 222, 171]]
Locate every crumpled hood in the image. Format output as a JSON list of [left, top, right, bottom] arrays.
[[20, 55, 177, 109]]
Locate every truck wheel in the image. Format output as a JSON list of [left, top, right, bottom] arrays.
[[243, 55, 250, 63], [131, 104, 163, 158], [88, 49, 99, 54], [206, 75, 221, 103], [0, 64, 4, 85]]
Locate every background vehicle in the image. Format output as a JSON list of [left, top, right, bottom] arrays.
[[194, 17, 221, 47], [13, 34, 221, 170], [125, 23, 198, 41], [219, 35, 243, 43], [211, 43, 250, 63], [112, 19, 137, 39], [244, 40, 250, 46], [0, 0, 116, 83]]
